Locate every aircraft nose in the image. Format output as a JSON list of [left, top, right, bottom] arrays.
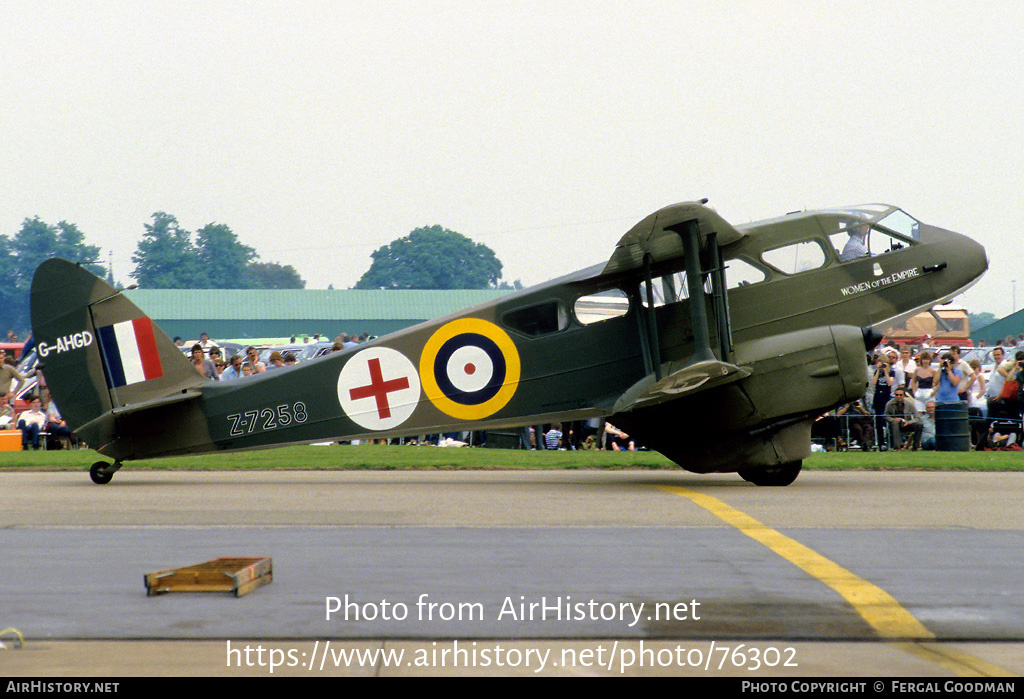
[[959, 231, 989, 284], [939, 227, 988, 299]]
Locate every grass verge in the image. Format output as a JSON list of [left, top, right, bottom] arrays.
[[0, 444, 1021, 472]]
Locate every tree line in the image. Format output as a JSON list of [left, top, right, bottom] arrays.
[[131, 212, 304, 290], [0, 218, 106, 337], [3, 215, 515, 336], [1, 213, 305, 335], [354, 224, 518, 291]]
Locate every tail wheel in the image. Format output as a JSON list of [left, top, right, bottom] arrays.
[[89, 461, 119, 484], [738, 461, 802, 486]]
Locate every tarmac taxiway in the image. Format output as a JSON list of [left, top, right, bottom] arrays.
[[1, 469, 1021, 676]]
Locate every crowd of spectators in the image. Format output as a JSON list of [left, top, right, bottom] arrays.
[[523, 420, 639, 451], [1, 382, 77, 451], [180, 331, 371, 381], [814, 339, 1024, 452]]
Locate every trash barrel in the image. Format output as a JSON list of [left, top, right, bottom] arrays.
[[481, 430, 523, 449], [935, 401, 971, 451]]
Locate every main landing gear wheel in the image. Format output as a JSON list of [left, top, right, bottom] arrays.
[[89, 461, 122, 485], [738, 461, 802, 487]]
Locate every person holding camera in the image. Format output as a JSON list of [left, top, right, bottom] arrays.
[[837, 399, 875, 450], [933, 352, 962, 403], [949, 345, 972, 401], [871, 352, 896, 447]]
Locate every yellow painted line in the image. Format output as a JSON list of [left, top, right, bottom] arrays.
[[655, 485, 1016, 676], [654, 485, 933, 639]]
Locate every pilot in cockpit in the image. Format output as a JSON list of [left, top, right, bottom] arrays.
[[839, 223, 871, 262]]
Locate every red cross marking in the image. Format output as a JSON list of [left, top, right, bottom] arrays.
[[348, 357, 411, 419]]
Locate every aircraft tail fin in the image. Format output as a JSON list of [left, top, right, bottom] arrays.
[[30, 259, 205, 450]]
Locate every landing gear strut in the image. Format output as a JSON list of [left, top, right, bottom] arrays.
[[89, 461, 122, 485], [738, 461, 802, 487]]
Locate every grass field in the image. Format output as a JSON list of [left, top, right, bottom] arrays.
[[0, 444, 1020, 472]]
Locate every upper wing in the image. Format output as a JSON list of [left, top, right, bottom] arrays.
[[602, 200, 745, 276]]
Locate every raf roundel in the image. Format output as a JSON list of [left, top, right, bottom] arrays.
[[419, 318, 521, 420]]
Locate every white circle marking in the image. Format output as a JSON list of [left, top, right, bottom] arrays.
[[337, 347, 421, 431]]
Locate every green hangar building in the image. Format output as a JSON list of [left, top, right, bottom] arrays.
[[970, 308, 1024, 347]]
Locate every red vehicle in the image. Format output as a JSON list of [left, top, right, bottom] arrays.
[[0, 342, 25, 360]]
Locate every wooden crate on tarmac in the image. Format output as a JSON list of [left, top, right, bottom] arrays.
[[144, 557, 272, 597]]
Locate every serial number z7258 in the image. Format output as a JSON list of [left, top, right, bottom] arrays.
[[226, 402, 309, 436]]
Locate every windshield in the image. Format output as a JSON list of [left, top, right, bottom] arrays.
[[825, 205, 921, 241], [876, 210, 920, 240]]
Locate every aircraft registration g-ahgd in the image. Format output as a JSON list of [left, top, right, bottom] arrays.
[[31, 201, 987, 486]]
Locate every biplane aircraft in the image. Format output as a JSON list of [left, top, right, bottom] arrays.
[[30, 201, 987, 486]]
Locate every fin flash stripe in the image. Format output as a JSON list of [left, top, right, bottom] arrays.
[[97, 317, 164, 388]]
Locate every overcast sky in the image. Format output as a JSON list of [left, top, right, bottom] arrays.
[[3, 1, 1022, 318]]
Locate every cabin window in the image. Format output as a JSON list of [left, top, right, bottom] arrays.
[[503, 300, 569, 336], [639, 259, 768, 305], [760, 240, 827, 275], [724, 257, 768, 289], [573, 289, 629, 325]]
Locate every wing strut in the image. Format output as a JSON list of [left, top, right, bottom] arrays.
[[671, 220, 717, 366], [707, 232, 734, 360], [642, 253, 663, 381]]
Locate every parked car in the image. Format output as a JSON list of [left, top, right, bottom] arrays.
[[258, 341, 335, 365], [179, 341, 245, 359]]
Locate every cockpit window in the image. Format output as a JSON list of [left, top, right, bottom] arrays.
[[876, 209, 920, 240], [830, 224, 911, 262], [760, 240, 827, 275], [823, 205, 921, 244]]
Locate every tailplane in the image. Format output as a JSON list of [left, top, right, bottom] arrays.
[[30, 259, 205, 451]]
